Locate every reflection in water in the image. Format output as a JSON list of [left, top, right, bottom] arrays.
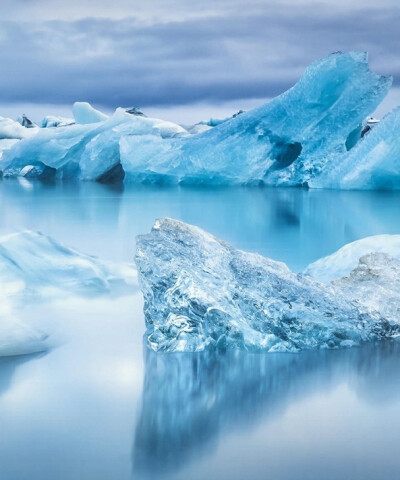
[[0, 353, 44, 397], [1, 180, 400, 271], [133, 341, 400, 477]]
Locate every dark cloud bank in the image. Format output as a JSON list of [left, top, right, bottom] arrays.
[[0, 1, 399, 110]]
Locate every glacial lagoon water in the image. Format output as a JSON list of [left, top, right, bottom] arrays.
[[1, 179, 400, 479]]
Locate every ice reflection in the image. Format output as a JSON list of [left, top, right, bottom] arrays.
[[0, 353, 44, 397], [133, 341, 400, 477]]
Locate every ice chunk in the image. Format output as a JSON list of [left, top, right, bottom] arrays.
[[41, 115, 75, 128], [310, 106, 400, 190], [334, 253, 400, 325], [0, 139, 19, 161], [122, 52, 391, 185], [0, 230, 137, 356], [135, 219, 396, 353], [1, 108, 188, 180], [17, 114, 36, 129], [304, 234, 400, 283], [0, 230, 137, 297], [72, 101, 109, 124], [0, 116, 38, 140]]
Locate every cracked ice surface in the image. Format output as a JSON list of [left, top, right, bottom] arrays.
[[135, 219, 399, 353]]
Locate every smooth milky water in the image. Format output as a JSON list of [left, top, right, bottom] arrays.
[[1, 179, 400, 479]]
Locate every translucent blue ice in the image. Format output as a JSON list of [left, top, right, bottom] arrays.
[[135, 218, 399, 353], [0, 52, 394, 187], [310, 106, 400, 190], [122, 52, 391, 185], [0, 108, 187, 181]]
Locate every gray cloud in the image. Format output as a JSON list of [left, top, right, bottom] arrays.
[[0, 2, 399, 110]]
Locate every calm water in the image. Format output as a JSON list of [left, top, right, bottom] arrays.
[[1, 179, 400, 479]]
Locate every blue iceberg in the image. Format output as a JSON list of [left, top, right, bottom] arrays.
[[0, 52, 396, 188], [310, 106, 400, 190], [0, 108, 187, 181], [135, 219, 399, 353], [122, 51, 391, 185]]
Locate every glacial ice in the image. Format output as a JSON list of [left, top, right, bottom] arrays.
[[0, 116, 38, 140], [0, 51, 395, 188], [72, 101, 109, 124], [0, 108, 188, 181], [135, 218, 398, 353], [310, 106, 400, 190], [122, 52, 391, 185], [41, 115, 75, 128], [0, 230, 137, 356], [305, 234, 400, 283]]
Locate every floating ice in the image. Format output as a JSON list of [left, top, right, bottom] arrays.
[[135, 219, 398, 353], [0, 52, 393, 187], [72, 102, 109, 124], [41, 115, 75, 128], [310, 106, 400, 190], [0, 230, 137, 356], [0, 116, 38, 140], [305, 234, 400, 283], [0, 109, 188, 181], [122, 52, 391, 185]]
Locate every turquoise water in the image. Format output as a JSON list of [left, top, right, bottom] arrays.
[[1, 179, 400, 479]]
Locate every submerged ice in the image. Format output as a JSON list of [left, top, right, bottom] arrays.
[[1, 51, 399, 189], [135, 219, 399, 353]]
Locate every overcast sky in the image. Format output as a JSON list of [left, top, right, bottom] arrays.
[[1, 0, 399, 122]]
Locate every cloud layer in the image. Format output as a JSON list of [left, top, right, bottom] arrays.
[[0, 1, 399, 111]]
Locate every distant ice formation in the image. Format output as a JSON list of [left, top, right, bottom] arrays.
[[72, 101, 109, 124], [304, 234, 400, 283], [0, 230, 137, 357], [0, 51, 399, 189], [135, 219, 399, 353]]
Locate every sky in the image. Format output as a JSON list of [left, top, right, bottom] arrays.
[[1, 0, 400, 123]]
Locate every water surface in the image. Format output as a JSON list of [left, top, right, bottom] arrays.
[[0, 179, 400, 479]]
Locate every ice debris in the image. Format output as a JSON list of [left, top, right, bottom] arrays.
[[0, 108, 188, 181], [72, 101, 109, 124], [135, 218, 399, 353], [0, 230, 137, 356], [0, 116, 38, 140]]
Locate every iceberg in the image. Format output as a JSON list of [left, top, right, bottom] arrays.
[[0, 52, 394, 188], [72, 101, 109, 124], [0, 230, 137, 356], [310, 106, 400, 190], [304, 234, 400, 283], [0, 108, 188, 181], [41, 115, 75, 128], [122, 52, 391, 185], [305, 235, 400, 325], [135, 218, 398, 353], [0, 116, 38, 140]]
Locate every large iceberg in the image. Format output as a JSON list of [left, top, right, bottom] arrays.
[[135, 219, 398, 353], [0, 52, 396, 188], [0, 230, 137, 356], [310, 106, 400, 190], [122, 52, 391, 185]]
